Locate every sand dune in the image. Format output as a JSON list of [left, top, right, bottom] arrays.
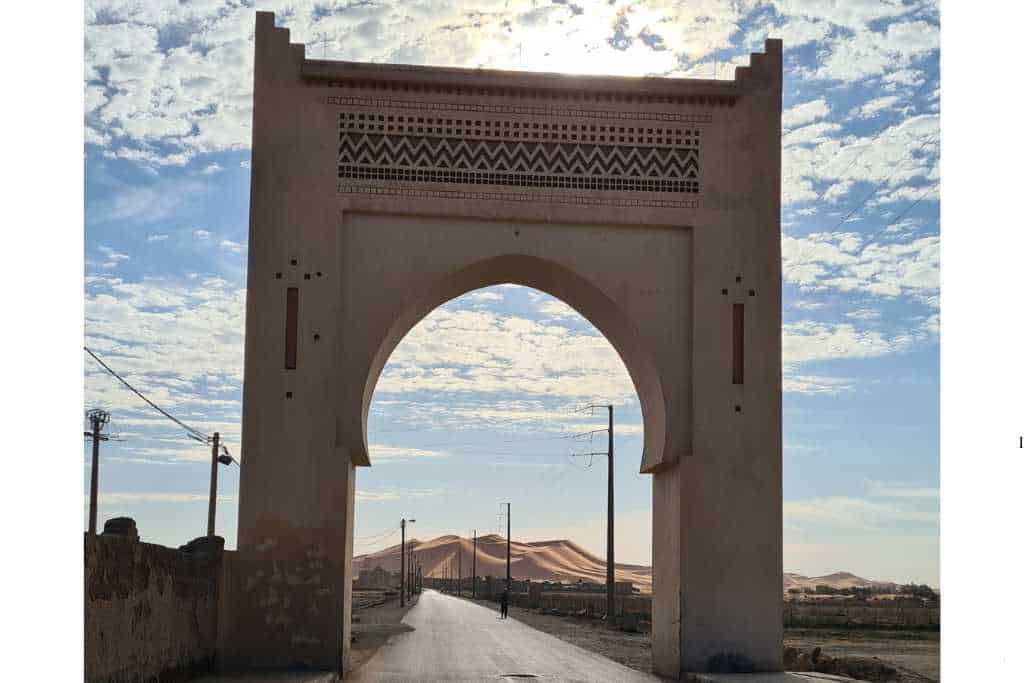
[[354, 534, 652, 591], [783, 571, 895, 592], [355, 535, 889, 595]]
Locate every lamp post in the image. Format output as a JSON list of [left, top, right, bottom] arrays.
[[400, 517, 415, 607]]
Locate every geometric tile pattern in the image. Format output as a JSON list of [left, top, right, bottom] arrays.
[[337, 110, 700, 195]]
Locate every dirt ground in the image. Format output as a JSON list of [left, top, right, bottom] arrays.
[[785, 628, 939, 682], [347, 592, 417, 675], [470, 599, 939, 682]]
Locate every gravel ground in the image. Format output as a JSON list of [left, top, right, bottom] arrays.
[[347, 593, 417, 675], [784, 629, 939, 682], [459, 597, 939, 682]]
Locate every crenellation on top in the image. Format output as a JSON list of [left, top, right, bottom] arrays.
[[255, 12, 780, 106]]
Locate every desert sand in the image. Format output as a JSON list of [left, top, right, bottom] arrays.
[[354, 534, 892, 594]]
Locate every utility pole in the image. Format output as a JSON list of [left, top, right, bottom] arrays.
[[84, 409, 111, 535], [206, 431, 220, 537], [505, 502, 511, 591], [573, 404, 616, 623], [458, 544, 462, 596], [472, 530, 477, 598], [403, 540, 411, 598], [399, 520, 407, 606], [606, 404, 615, 624], [400, 518, 415, 606]]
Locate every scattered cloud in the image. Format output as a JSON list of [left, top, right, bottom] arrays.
[[783, 232, 939, 300], [785, 495, 936, 532], [97, 492, 236, 505]]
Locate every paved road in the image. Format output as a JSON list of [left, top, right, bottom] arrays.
[[348, 589, 661, 682], [194, 590, 855, 682]]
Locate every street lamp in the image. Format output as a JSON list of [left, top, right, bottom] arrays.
[[207, 435, 238, 538], [400, 517, 415, 607]]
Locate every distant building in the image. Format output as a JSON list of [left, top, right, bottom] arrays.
[[354, 565, 394, 590]]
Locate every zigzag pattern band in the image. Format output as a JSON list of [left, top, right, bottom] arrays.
[[337, 133, 699, 194]]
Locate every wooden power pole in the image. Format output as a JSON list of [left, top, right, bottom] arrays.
[[206, 431, 220, 537], [84, 409, 110, 535], [472, 530, 477, 598]]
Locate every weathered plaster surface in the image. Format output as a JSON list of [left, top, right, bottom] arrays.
[[229, 11, 782, 677], [84, 534, 222, 683]]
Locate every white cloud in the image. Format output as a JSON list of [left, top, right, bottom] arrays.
[[368, 444, 451, 461], [374, 307, 635, 403], [785, 495, 936, 532], [464, 290, 503, 302], [783, 373, 855, 395], [783, 232, 939, 300], [97, 492, 236, 505], [783, 113, 939, 207], [355, 487, 444, 501], [97, 245, 130, 269], [784, 320, 913, 365], [845, 308, 880, 321], [84, 275, 246, 423], [783, 98, 830, 130], [534, 299, 583, 321], [864, 479, 939, 500], [852, 94, 904, 119], [146, 233, 169, 242], [192, 228, 210, 240], [218, 239, 244, 254], [812, 19, 939, 83]]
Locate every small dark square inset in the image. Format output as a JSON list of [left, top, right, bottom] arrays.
[[316, 272, 323, 278], [304, 273, 311, 280], [286, 391, 293, 399], [735, 276, 742, 283], [721, 288, 728, 295], [748, 289, 756, 296], [290, 258, 298, 266], [275, 272, 282, 279], [734, 405, 742, 412]]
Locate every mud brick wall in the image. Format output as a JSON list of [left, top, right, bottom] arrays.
[[783, 603, 940, 629], [532, 592, 652, 618], [85, 534, 223, 683]]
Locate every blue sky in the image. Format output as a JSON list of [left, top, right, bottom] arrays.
[[83, 0, 939, 585]]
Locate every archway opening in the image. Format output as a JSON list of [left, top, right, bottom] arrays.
[[353, 283, 653, 598]]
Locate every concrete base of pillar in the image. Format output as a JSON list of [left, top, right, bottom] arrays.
[[216, 549, 344, 673]]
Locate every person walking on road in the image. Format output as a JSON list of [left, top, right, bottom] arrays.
[[500, 588, 509, 619]]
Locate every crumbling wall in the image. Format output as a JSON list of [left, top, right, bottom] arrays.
[[783, 603, 940, 629], [84, 530, 223, 683]]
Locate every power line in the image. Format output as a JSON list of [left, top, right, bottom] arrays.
[[806, 74, 938, 208], [84, 346, 211, 444], [825, 134, 937, 234]]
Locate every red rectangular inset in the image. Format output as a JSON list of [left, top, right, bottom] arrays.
[[732, 303, 744, 385], [285, 287, 298, 369]]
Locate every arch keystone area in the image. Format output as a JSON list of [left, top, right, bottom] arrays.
[[217, 11, 783, 678]]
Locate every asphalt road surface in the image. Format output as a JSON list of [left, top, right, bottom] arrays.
[[348, 589, 661, 682]]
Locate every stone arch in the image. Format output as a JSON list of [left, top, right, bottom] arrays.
[[359, 253, 665, 474], [220, 12, 783, 679]]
